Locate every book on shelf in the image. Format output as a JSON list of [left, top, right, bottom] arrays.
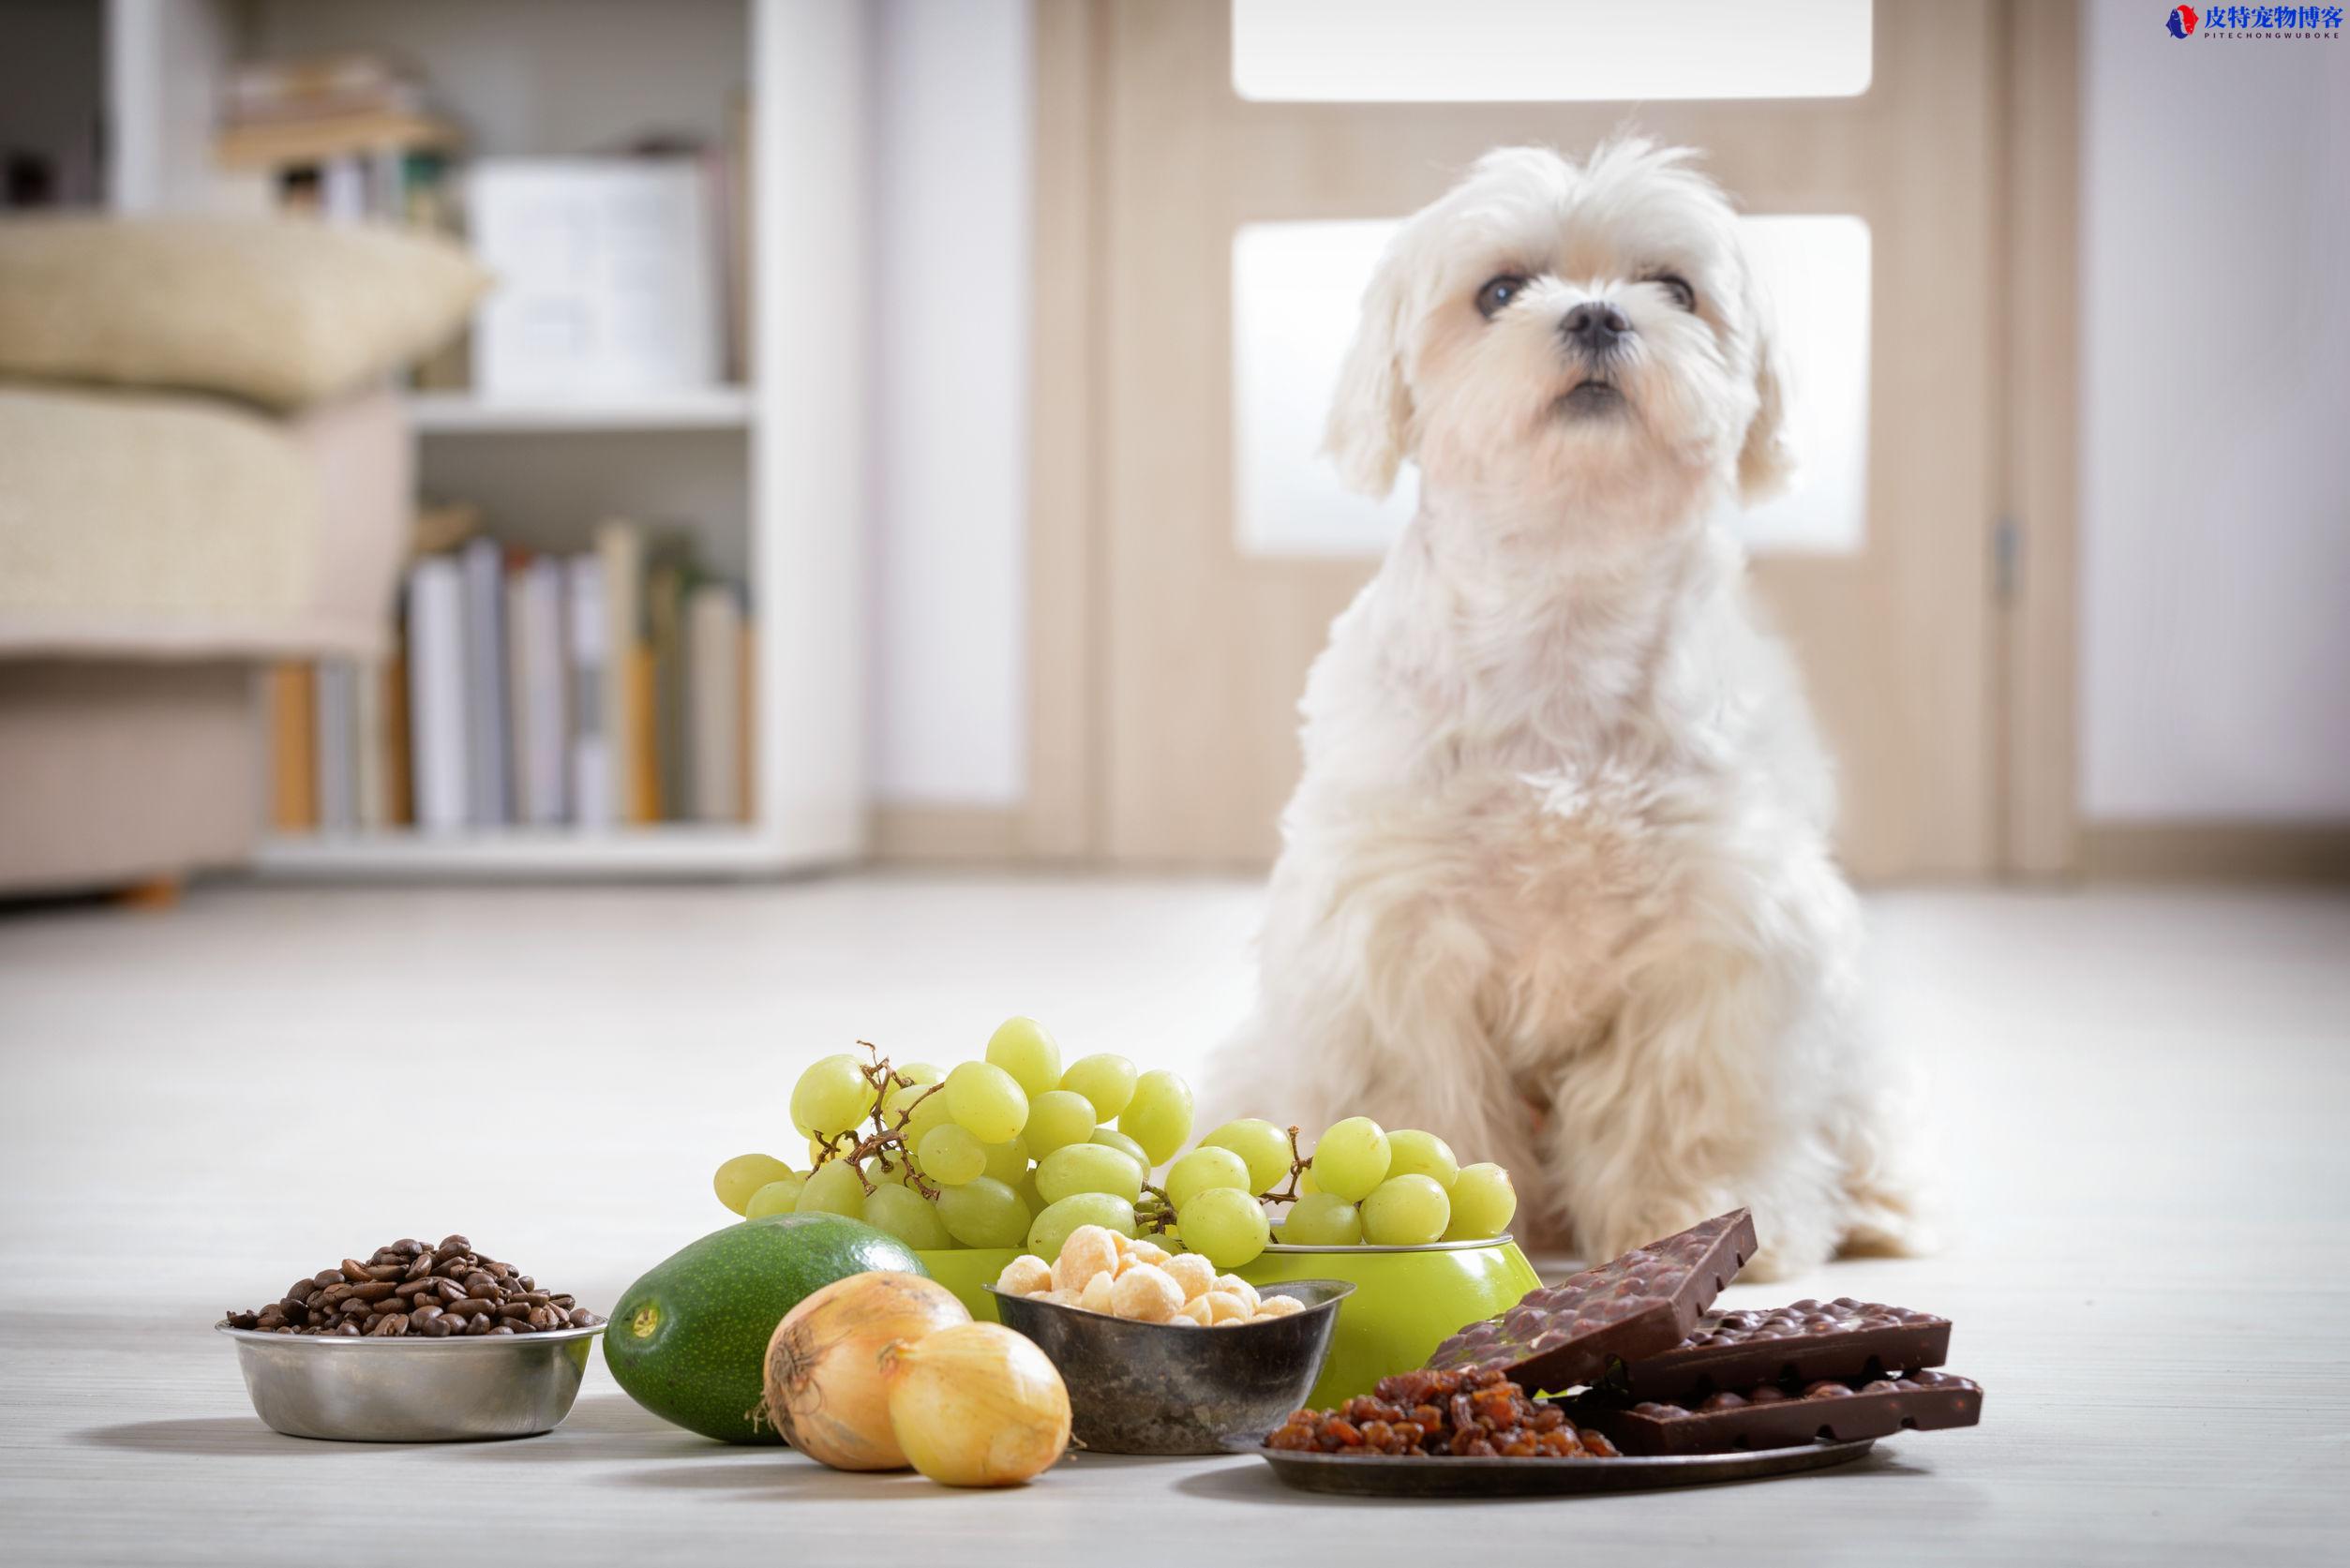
[[405, 557, 470, 832], [266, 520, 755, 844]]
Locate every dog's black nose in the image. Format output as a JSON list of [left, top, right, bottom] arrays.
[[1561, 301, 1631, 353]]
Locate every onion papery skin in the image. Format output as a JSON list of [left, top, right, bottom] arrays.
[[878, 1321, 1072, 1487], [764, 1272, 970, 1470]]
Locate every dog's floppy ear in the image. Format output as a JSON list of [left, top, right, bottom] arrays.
[[1736, 312, 1794, 505], [1323, 257, 1414, 498]]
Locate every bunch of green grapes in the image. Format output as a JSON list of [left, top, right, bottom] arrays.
[[711, 1025, 1516, 1275], [710, 1017, 1199, 1260], [1153, 1116, 1516, 1272]]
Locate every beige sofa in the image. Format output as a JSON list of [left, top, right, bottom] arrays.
[[0, 384, 412, 894], [0, 216, 483, 896]]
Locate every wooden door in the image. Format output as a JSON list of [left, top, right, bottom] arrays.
[[1090, 0, 2001, 878]]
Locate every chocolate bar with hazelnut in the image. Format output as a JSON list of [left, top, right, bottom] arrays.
[[1425, 1208, 1758, 1393], [1568, 1368, 1983, 1456], [1610, 1298, 1953, 1402]]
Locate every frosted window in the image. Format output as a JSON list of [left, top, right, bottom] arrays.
[[1233, 214, 1872, 560], [1715, 215, 1871, 555], [1233, 220, 1419, 557], [1232, 0, 1873, 103]]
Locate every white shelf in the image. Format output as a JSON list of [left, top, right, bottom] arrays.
[[406, 387, 756, 434], [255, 825, 831, 879]]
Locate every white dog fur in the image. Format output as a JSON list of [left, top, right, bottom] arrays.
[[1208, 141, 1925, 1279]]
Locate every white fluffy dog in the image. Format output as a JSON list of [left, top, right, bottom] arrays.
[[1209, 141, 1923, 1279]]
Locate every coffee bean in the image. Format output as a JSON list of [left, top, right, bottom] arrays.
[[228, 1239, 601, 1337]]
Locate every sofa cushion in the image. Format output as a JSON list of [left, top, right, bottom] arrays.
[[0, 217, 486, 410], [0, 383, 410, 659]]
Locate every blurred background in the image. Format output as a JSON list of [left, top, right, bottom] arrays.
[[0, 0, 2342, 893], [0, 9, 2343, 1555]]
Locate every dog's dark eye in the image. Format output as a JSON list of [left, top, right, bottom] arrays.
[[1649, 273, 1698, 311], [1474, 275, 1527, 320]]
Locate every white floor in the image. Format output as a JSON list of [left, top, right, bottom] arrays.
[[1, 876, 2344, 1564]]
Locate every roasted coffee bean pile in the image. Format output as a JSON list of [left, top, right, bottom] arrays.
[[1265, 1365, 1622, 1458], [223, 1235, 602, 1338]]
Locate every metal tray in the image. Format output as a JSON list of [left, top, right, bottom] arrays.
[[1223, 1431, 1876, 1497]]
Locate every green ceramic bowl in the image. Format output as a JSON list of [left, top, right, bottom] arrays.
[[1239, 1236, 1538, 1409], [916, 1247, 1019, 1322]]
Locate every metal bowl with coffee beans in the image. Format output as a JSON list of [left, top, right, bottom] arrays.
[[217, 1235, 605, 1442]]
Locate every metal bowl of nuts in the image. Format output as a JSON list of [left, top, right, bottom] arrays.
[[988, 1277, 1354, 1455], [216, 1234, 605, 1442]]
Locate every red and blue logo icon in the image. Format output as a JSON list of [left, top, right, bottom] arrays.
[[2168, 4, 2199, 33]]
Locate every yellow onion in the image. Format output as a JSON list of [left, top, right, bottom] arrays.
[[878, 1321, 1071, 1487], [763, 1272, 969, 1470]]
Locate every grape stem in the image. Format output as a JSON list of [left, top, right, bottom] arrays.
[[1257, 1125, 1312, 1207], [808, 1040, 943, 1200], [1134, 1185, 1178, 1235]]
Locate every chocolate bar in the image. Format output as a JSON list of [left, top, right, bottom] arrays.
[[1569, 1369, 1983, 1456], [1426, 1209, 1757, 1393], [1610, 1299, 1951, 1401]]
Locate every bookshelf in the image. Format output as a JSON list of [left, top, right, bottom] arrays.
[[407, 388, 757, 435], [107, 0, 869, 878]]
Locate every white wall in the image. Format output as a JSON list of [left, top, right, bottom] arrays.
[[2079, 4, 2350, 821], [870, 0, 1033, 807]]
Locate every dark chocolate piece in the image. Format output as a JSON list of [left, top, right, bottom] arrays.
[[1569, 1368, 1983, 1456], [1426, 1209, 1758, 1393], [1612, 1298, 1951, 1401]]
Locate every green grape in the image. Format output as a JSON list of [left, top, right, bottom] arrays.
[[983, 1016, 1064, 1098], [1026, 1193, 1138, 1260], [790, 1053, 876, 1139], [863, 1155, 917, 1188], [1280, 1190, 1363, 1246], [935, 1175, 1030, 1248], [1310, 1117, 1391, 1202], [893, 1060, 943, 1088], [1090, 1127, 1150, 1167], [1443, 1162, 1518, 1240], [713, 1153, 795, 1215], [742, 1174, 807, 1219], [1059, 1053, 1139, 1119], [944, 1060, 1029, 1144], [896, 1083, 954, 1147], [1297, 1166, 1320, 1197], [1164, 1145, 1252, 1212], [1202, 1118, 1292, 1192], [1360, 1173, 1451, 1246], [1035, 1142, 1144, 1205], [1384, 1129, 1460, 1191], [980, 1135, 1030, 1187], [1024, 1090, 1098, 1158], [794, 1159, 868, 1220], [1176, 1187, 1270, 1270], [863, 1183, 952, 1249], [1118, 1069, 1194, 1166], [919, 1123, 986, 1186], [1013, 1168, 1045, 1217]]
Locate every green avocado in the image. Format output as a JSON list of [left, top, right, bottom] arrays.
[[603, 1213, 927, 1443]]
